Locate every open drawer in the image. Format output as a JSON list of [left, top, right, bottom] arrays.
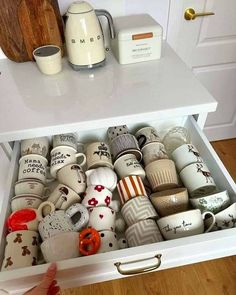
[[0, 115, 235, 294]]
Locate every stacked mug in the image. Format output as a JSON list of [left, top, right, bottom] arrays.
[[2, 136, 51, 271], [109, 125, 163, 248]]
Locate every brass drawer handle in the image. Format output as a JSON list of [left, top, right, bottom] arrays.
[[184, 8, 215, 20], [114, 254, 162, 275]]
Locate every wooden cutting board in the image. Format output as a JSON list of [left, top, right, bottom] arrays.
[[0, 0, 64, 62]]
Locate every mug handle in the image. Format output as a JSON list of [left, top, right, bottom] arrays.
[[66, 204, 89, 231], [37, 201, 55, 221], [202, 211, 216, 233], [76, 153, 86, 167]]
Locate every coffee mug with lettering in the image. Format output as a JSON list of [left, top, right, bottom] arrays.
[[157, 209, 215, 240], [18, 154, 48, 183], [50, 146, 86, 178], [114, 154, 146, 180]]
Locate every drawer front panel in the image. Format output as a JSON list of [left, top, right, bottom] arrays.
[[0, 116, 235, 294]]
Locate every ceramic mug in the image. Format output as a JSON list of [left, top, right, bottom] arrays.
[[57, 164, 86, 194], [117, 175, 147, 205], [21, 137, 49, 158], [125, 219, 163, 247], [118, 237, 129, 249], [88, 206, 116, 231], [205, 202, 236, 231], [11, 194, 44, 212], [15, 178, 50, 197], [145, 159, 179, 192], [53, 133, 78, 149], [1, 230, 39, 271], [38, 203, 89, 241], [82, 185, 112, 208], [18, 154, 48, 183], [85, 167, 117, 192], [190, 190, 230, 214], [114, 154, 146, 180], [86, 142, 113, 170], [97, 230, 119, 253], [7, 202, 55, 232], [40, 232, 81, 262], [150, 188, 189, 217], [111, 134, 142, 162], [141, 142, 168, 166], [157, 209, 216, 240], [135, 126, 161, 149], [172, 144, 203, 172], [180, 162, 216, 198], [47, 184, 81, 212], [121, 195, 158, 226], [50, 146, 86, 178], [107, 125, 129, 142]]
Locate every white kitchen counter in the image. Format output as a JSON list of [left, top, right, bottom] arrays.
[[0, 43, 216, 143]]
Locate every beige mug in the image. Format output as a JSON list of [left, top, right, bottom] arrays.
[[86, 142, 113, 170]]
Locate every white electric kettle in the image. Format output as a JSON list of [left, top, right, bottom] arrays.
[[65, 1, 115, 70]]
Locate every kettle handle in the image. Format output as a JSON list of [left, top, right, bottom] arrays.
[[95, 9, 116, 39]]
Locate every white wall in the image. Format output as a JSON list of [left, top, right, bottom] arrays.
[[0, 0, 170, 60]]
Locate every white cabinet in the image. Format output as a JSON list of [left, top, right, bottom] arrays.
[[0, 43, 235, 294]]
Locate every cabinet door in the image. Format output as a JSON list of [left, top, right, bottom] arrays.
[[167, 0, 236, 140]]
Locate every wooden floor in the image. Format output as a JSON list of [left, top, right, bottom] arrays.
[[61, 139, 236, 295]]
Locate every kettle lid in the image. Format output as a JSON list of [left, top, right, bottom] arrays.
[[67, 1, 94, 14]]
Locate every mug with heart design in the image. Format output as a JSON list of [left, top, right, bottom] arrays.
[[135, 126, 161, 149], [57, 164, 86, 194], [157, 209, 215, 240], [7, 202, 55, 232], [21, 137, 49, 158], [82, 185, 112, 208], [18, 154, 48, 183], [50, 146, 86, 178], [47, 183, 81, 212], [40, 231, 81, 262], [88, 206, 116, 231], [1, 230, 39, 271], [53, 133, 78, 149], [15, 178, 50, 197], [86, 142, 113, 170], [38, 203, 89, 241]]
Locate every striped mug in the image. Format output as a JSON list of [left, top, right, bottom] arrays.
[[117, 175, 147, 204]]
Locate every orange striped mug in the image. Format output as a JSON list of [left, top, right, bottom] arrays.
[[117, 175, 147, 205]]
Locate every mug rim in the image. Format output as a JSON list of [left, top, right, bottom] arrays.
[[135, 126, 158, 136], [171, 143, 198, 155], [116, 148, 142, 162], [157, 209, 201, 222], [15, 178, 44, 185], [19, 154, 48, 164], [190, 190, 228, 203], [211, 202, 236, 217], [12, 194, 44, 200], [145, 158, 175, 169], [113, 153, 137, 166], [50, 146, 77, 154], [150, 187, 188, 199], [141, 141, 165, 152]]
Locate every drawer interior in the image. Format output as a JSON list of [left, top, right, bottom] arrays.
[[0, 115, 236, 293]]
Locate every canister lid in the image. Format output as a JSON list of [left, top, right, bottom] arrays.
[[67, 1, 94, 14], [113, 14, 163, 41]]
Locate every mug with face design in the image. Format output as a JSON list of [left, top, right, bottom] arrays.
[[38, 203, 89, 241], [21, 137, 49, 158], [82, 185, 112, 208], [53, 133, 78, 149], [135, 126, 161, 149], [86, 142, 113, 170], [18, 154, 48, 183], [1, 230, 39, 271], [57, 164, 86, 194], [180, 162, 216, 198], [114, 154, 146, 180], [7, 202, 55, 232], [172, 144, 204, 172], [50, 146, 86, 178], [47, 183, 81, 212], [88, 206, 116, 232], [157, 209, 215, 240]]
